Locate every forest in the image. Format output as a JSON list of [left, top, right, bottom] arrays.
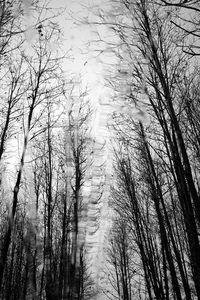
[[0, 0, 200, 299]]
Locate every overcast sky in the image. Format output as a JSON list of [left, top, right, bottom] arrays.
[[49, 0, 106, 94]]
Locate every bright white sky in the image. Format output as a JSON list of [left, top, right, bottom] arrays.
[[49, 0, 146, 125], [48, 0, 118, 142], [48, 1, 114, 292], [52, 2, 117, 293], [50, 0, 108, 94]]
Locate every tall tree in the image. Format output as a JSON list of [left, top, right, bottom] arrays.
[[0, 2, 65, 293], [96, 0, 200, 298]]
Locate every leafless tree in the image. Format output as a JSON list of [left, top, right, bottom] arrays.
[[94, 0, 200, 298], [0, 3, 65, 294]]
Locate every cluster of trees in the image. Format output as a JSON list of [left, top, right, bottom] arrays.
[[3, 0, 200, 299], [99, 0, 200, 299], [0, 1, 96, 299]]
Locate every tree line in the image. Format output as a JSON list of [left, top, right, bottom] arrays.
[[2, 0, 200, 299], [0, 1, 97, 299], [98, 0, 200, 299]]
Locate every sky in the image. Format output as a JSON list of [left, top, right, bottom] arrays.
[[50, 1, 107, 89], [48, 0, 118, 140], [10, 1, 148, 298], [19, 1, 199, 298], [14, 3, 113, 291], [49, 0, 115, 296]]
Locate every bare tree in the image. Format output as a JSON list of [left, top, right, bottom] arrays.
[[158, 0, 200, 55], [66, 95, 93, 300], [105, 217, 134, 300], [0, 8, 65, 293], [95, 0, 200, 297]]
